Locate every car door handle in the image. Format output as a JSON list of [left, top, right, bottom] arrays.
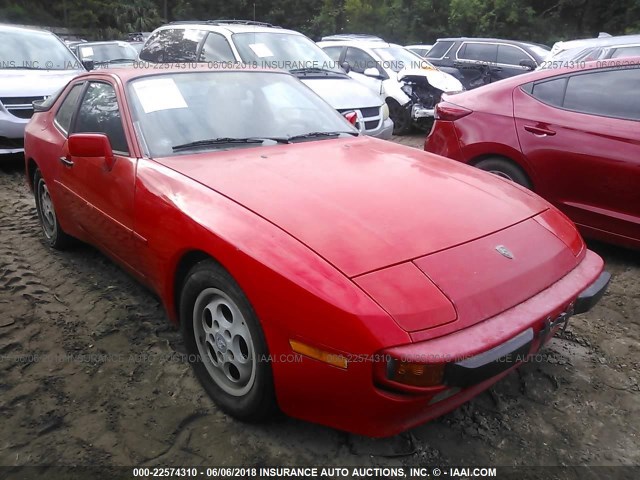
[[59, 156, 74, 167], [492, 67, 502, 72], [524, 125, 556, 137]]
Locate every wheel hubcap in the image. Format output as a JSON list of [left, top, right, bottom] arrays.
[[38, 179, 56, 238], [192, 288, 256, 396]]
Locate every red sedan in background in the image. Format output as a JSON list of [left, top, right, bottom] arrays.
[[25, 66, 608, 437], [425, 58, 640, 250]]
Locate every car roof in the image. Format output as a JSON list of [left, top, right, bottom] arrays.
[[436, 37, 548, 48], [163, 20, 293, 35], [321, 34, 385, 42], [317, 39, 395, 49], [70, 63, 291, 83], [550, 33, 640, 55], [0, 23, 55, 35], [78, 41, 133, 46]]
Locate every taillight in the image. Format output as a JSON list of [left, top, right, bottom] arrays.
[[434, 101, 472, 121]]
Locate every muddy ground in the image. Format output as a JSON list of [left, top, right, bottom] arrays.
[[0, 134, 638, 477]]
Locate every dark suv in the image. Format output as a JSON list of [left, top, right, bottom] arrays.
[[426, 38, 550, 90]]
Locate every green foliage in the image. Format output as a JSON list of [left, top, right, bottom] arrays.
[[0, 0, 637, 44]]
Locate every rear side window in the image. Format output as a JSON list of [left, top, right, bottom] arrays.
[[458, 43, 497, 62], [426, 41, 454, 59], [344, 47, 378, 73], [54, 84, 84, 134], [530, 77, 567, 107], [497, 45, 529, 66], [199, 33, 235, 62], [323, 46, 343, 62], [610, 45, 640, 58], [563, 69, 640, 121], [139, 28, 206, 62]]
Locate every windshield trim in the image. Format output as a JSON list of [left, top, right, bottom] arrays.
[[126, 69, 357, 158]]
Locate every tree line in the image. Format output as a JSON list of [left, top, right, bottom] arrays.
[[1, 0, 639, 45]]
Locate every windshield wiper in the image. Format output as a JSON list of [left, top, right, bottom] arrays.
[[96, 58, 136, 64], [290, 67, 345, 76], [172, 137, 289, 152], [287, 131, 358, 142]]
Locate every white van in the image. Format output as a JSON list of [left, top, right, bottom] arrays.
[[139, 21, 394, 139]]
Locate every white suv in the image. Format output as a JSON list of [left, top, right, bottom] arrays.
[[139, 21, 393, 139], [318, 37, 463, 135]]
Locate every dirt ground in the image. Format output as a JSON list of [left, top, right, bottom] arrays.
[[0, 134, 639, 476]]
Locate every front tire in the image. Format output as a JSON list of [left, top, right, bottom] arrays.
[[180, 260, 276, 421], [33, 168, 73, 249], [387, 99, 413, 135]]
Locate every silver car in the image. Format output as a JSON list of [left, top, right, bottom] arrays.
[[0, 25, 84, 155]]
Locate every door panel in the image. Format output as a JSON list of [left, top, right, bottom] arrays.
[[513, 85, 640, 241], [69, 81, 141, 273]]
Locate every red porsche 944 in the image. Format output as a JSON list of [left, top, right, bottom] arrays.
[[24, 66, 608, 437]]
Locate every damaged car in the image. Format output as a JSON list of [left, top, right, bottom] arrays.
[[319, 38, 463, 134]]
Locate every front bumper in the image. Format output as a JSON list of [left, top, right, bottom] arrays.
[[279, 250, 607, 437], [367, 117, 394, 140], [411, 103, 435, 119], [0, 109, 28, 154]]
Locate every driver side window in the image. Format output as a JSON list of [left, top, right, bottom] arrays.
[[344, 47, 378, 74], [73, 82, 129, 154]]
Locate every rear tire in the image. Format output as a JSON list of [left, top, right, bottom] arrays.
[[474, 157, 532, 189], [387, 99, 413, 135], [180, 259, 277, 421], [33, 168, 73, 249]]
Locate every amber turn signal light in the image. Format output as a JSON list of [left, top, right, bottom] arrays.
[[388, 359, 445, 388], [289, 339, 348, 369]]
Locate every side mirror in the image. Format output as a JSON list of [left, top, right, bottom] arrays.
[[341, 61, 351, 73], [68, 133, 115, 170], [519, 59, 536, 70], [363, 67, 382, 78], [32, 99, 47, 112], [82, 59, 95, 71]]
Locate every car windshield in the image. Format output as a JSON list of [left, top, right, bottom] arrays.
[[232, 32, 343, 73], [78, 42, 138, 63], [372, 46, 429, 72], [128, 71, 357, 157], [0, 28, 80, 70]]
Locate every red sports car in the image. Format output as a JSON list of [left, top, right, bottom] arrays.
[[425, 58, 640, 250], [25, 66, 609, 437]]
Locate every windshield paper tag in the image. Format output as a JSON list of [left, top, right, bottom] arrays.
[[249, 43, 274, 58], [132, 78, 188, 113], [80, 46, 94, 57]]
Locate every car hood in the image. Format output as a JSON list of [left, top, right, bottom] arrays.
[[398, 67, 464, 92], [156, 136, 549, 278], [301, 77, 383, 109], [0, 69, 83, 97]]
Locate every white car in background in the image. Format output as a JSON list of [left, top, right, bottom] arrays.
[[319, 37, 463, 134], [0, 24, 84, 155], [140, 21, 394, 139], [406, 44, 433, 57]]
